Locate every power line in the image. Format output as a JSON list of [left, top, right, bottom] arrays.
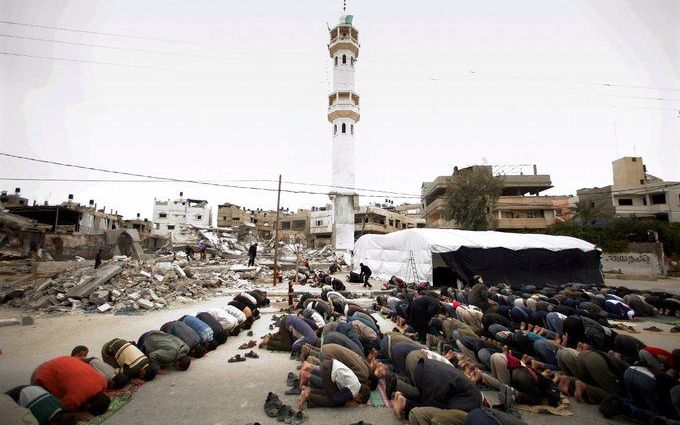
[[0, 177, 422, 198], [0, 51, 175, 70], [0, 153, 422, 199], [0, 33, 239, 61], [0, 19, 211, 47]]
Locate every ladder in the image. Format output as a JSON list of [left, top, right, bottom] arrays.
[[405, 250, 419, 284]]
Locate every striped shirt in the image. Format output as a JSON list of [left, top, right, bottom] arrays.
[[102, 338, 149, 377]]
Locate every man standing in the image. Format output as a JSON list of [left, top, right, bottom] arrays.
[[248, 242, 258, 267], [197, 239, 207, 260], [94, 249, 103, 270], [359, 263, 372, 289]]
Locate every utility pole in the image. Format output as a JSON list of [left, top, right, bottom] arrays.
[[273, 174, 282, 286]]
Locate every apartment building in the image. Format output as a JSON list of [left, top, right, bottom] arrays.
[[152, 193, 211, 237], [422, 165, 558, 231], [577, 157, 680, 222]]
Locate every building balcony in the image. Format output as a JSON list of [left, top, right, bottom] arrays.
[[615, 204, 672, 216], [329, 26, 360, 58], [495, 217, 554, 230], [423, 197, 446, 219], [328, 103, 360, 123]]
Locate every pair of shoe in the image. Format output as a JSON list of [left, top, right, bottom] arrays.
[[264, 392, 283, 417], [499, 384, 515, 412], [239, 340, 257, 349], [228, 354, 247, 363], [277, 405, 308, 424], [244, 350, 259, 359], [285, 372, 301, 395]]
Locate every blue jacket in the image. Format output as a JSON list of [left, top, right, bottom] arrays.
[[181, 315, 214, 343]]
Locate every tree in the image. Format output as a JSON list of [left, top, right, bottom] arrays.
[[574, 199, 610, 221], [442, 167, 504, 230]]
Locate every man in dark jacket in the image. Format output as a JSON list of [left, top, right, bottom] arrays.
[[248, 243, 258, 267], [138, 331, 191, 371], [468, 278, 490, 312], [408, 296, 443, 342], [393, 357, 483, 418], [359, 263, 372, 288], [160, 320, 206, 358], [196, 312, 229, 345]]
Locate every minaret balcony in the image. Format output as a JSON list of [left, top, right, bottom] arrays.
[[328, 103, 360, 123], [329, 24, 360, 58]]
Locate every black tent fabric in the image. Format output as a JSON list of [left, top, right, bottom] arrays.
[[439, 247, 603, 287]]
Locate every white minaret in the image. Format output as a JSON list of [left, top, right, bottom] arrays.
[[328, 12, 360, 255]]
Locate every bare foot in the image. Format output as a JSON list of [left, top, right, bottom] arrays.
[[298, 387, 310, 411], [558, 375, 571, 395], [573, 380, 586, 402], [392, 392, 407, 418]]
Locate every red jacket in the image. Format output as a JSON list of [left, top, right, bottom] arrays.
[[32, 356, 107, 412]]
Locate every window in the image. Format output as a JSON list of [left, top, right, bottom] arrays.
[[334, 124, 337, 135], [640, 179, 645, 185], [342, 54, 347, 64], [159, 213, 167, 218], [527, 212, 538, 219], [341, 123, 346, 133], [196, 215, 202, 220], [350, 57, 354, 66], [233, 217, 240, 221], [350, 124, 354, 134], [389, 220, 394, 226], [650, 193, 666, 205], [590, 202, 595, 208], [618, 198, 633, 206], [334, 56, 338, 66], [167, 225, 175, 230], [316, 220, 322, 226], [643, 197, 648, 206], [155, 223, 160, 230]]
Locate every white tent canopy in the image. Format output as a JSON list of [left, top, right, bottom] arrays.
[[353, 228, 598, 283]]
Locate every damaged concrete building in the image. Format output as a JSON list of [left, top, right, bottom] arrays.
[[153, 193, 212, 238], [3, 192, 150, 261], [216, 203, 277, 239]]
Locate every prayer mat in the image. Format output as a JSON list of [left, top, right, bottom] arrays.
[[368, 378, 392, 408], [78, 384, 141, 425], [516, 395, 572, 416]]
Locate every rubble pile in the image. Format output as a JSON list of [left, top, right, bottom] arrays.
[[0, 255, 270, 315], [0, 222, 346, 316]]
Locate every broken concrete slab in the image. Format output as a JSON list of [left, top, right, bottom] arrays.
[[137, 298, 154, 309], [230, 265, 258, 272], [0, 318, 21, 327], [128, 292, 141, 301], [89, 290, 110, 305], [97, 303, 112, 313], [65, 264, 123, 299]]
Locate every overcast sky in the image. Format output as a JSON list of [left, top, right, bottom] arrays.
[[1, 0, 678, 220]]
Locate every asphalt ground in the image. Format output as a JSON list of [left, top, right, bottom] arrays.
[[0, 278, 678, 425]]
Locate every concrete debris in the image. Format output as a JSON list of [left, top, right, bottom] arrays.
[[0, 318, 21, 327], [0, 221, 343, 315], [65, 264, 123, 299], [97, 303, 112, 313], [136, 298, 154, 309]]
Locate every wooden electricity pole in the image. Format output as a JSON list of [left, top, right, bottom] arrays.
[[273, 174, 282, 286]]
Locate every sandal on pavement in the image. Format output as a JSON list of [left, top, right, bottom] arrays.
[[228, 354, 246, 363], [245, 350, 260, 359]]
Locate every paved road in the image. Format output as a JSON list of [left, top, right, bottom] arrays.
[[0, 279, 678, 425]]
